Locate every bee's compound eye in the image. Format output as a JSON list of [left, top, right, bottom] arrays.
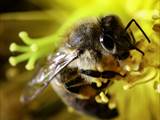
[[100, 35, 116, 53]]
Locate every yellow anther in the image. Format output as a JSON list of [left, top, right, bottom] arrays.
[[19, 31, 28, 38], [25, 64, 34, 70], [9, 43, 17, 52], [9, 57, 17, 66]]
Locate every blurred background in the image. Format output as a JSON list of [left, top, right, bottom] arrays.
[[0, 0, 159, 120], [0, 0, 83, 120]]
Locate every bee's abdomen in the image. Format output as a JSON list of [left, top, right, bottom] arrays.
[[80, 69, 125, 78], [69, 95, 118, 119], [52, 66, 119, 119]]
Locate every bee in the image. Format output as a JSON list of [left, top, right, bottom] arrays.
[[21, 15, 150, 119]]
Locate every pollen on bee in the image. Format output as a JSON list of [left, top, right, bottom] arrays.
[[92, 78, 102, 87], [95, 92, 109, 104], [96, 64, 104, 72], [100, 92, 109, 103], [103, 79, 108, 83], [95, 95, 102, 103], [108, 101, 116, 109]]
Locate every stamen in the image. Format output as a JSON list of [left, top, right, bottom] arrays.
[[9, 31, 60, 70], [9, 53, 30, 66], [9, 57, 17, 66], [30, 44, 38, 52], [25, 56, 37, 70], [123, 67, 159, 90], [19, 31, 33, 45], [9, 43, 29, 52]]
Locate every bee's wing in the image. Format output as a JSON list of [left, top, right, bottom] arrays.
[[21, 50, 79, 103]]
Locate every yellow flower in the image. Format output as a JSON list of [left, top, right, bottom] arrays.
[[9, 0, 159, 119], [9, 0, 159, 70]]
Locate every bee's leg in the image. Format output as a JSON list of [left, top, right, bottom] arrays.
[[80, 70, 125, 79], [80, 70, 125, 88], [125, 19, 151, 43], [80, 69, 101, 78], [101, 70, 126, 78]]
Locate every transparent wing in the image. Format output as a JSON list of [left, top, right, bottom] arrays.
[[20, 50, 79, 103]]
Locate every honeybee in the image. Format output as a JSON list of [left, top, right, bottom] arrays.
[[21, 15, 150, 119]]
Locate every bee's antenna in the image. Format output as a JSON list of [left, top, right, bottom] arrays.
[[125, 19, 151, 43], [132, 46, 144, 56]]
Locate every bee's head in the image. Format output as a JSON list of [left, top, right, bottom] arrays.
[[68, 22, 101, 51], [67, 16, 132, 61], [99, 15, 131, 60], [99, 15, 119, 53]]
